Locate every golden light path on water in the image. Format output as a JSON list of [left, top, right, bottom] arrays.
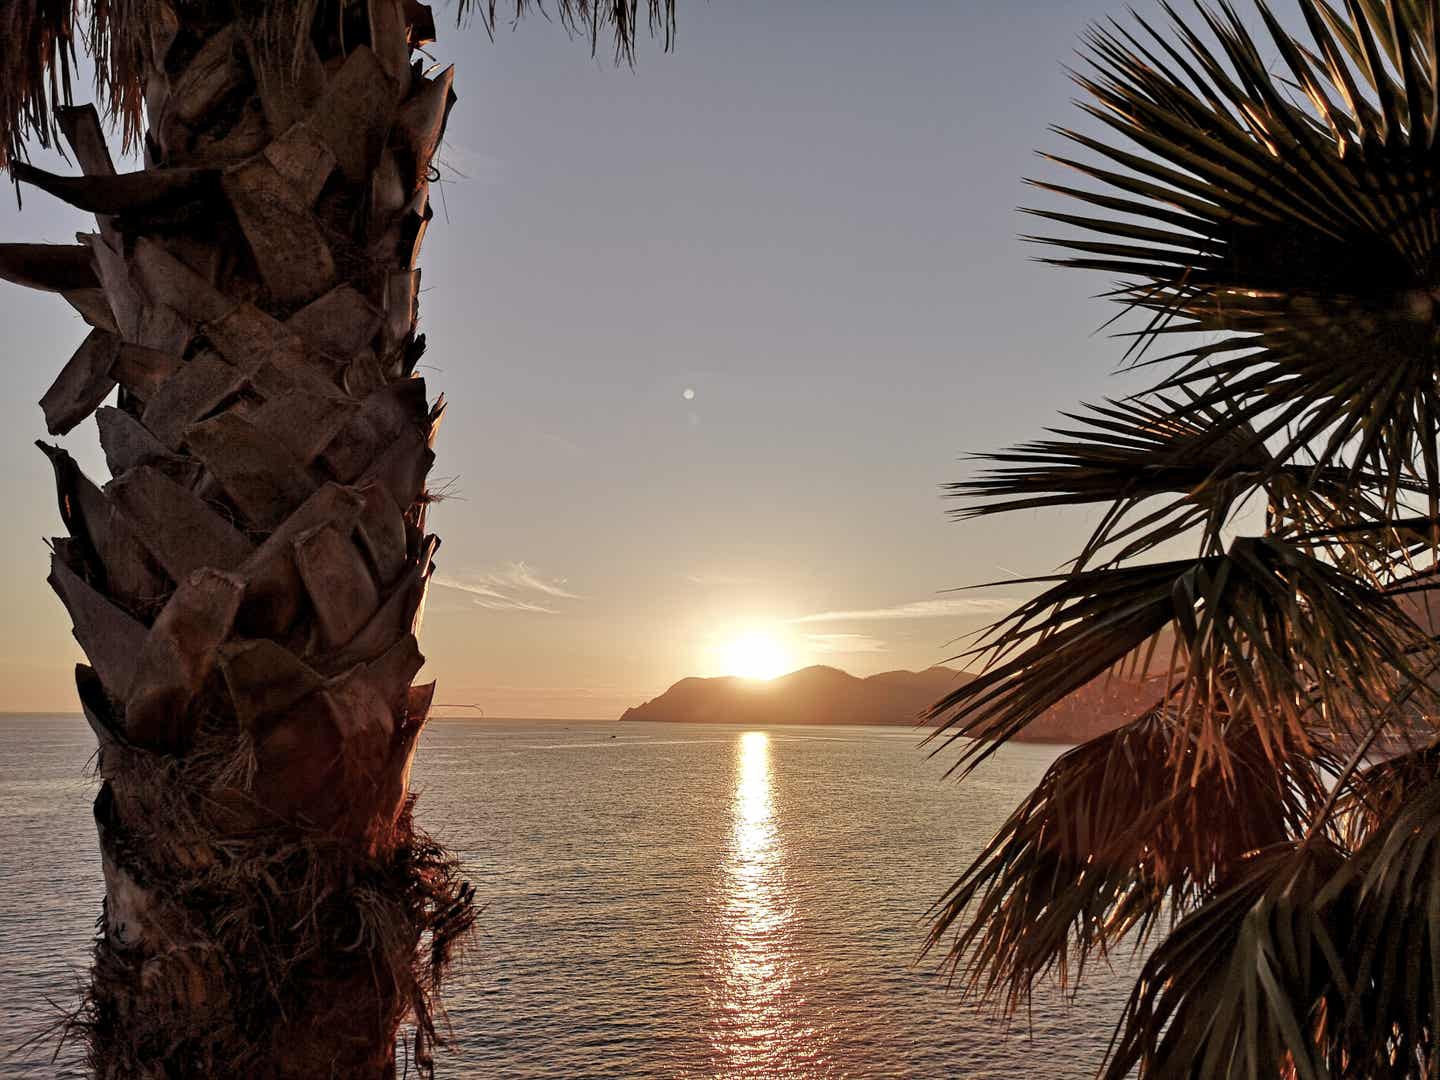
[[708, 731, 833, 1076]]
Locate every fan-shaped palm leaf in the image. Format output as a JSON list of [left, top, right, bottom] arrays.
[[949, 393, 1404, 571], [1333, 741, 1440, 850], [927, 702, 1336, 1017], [940, 2, 1440, 1075], [929, 536, 1429, 778], [1317, 773, 1440, 1077], [1103, 776, 1440, 1080], [1101, 841, 1348, 1080], [1030, 0, 1440, 505]]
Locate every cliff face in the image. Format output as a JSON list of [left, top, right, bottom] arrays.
[[621, 666, 1158, 743]]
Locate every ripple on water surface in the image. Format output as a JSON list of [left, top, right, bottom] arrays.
[[0, 717, 1134, 1078]]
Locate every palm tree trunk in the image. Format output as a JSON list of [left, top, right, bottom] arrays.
[[7, 2, 473, 1075]]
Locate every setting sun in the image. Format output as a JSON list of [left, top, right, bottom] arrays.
[[719, 631, 795, 681]]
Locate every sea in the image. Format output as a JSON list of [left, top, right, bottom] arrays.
[[0, 716, 1136, 1078]]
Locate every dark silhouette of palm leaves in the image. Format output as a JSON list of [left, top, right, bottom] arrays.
[[1105, 776, 1440, 1078], [934, 2, 1440, 1076], [459, 0, 674, 59], [929, 538, 1427, 778], [947, 394, 1404, 570], [1321, 773, 1440, 1077], [928, 704, 1337, 1016], [1100, 840, 1349, 1080], [1333, 737, 1440, 847], [1029, 1, 1440, 507]]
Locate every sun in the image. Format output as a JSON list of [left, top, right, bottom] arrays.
[[719, 630, 794, 681]]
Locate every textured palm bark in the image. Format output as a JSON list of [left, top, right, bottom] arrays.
[[8, 2, 473, 1076]]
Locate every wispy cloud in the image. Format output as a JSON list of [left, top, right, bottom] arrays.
[[494, 563, 581, 599], [434, 562, 580, 614], [805, 633, 889, 654], [538, 431, 586, 457], [459, 593, 558, 614], [790, 597, 1015, 623]]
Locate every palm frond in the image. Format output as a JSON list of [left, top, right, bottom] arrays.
[[0, 0, 676, 167], [927, 703, 1336, 1017], [1103, 778, 1440, 1079], [1333, 739, 1440, 851], [1318, 773, 1440, 1077], [947, 392, 1405, 570], [939, 2, 1440, 1070], [928, 536, 1430, 778], [460, 0, 675, 60], [0, 0, 75, 166], [1102, 841, 1348, 1080], [949, 395, 1270, 521], [1033, 0, 1440, 504]]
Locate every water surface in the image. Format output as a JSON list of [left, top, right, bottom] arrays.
[[0, 716, 1133, 1077]]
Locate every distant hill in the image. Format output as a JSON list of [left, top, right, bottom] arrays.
[[620, 665, 1157, 743]]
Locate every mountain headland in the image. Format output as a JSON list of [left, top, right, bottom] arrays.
[[620, 665, 1154, 743]]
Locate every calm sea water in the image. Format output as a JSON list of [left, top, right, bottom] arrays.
[[0, 716, 1134, 1078]]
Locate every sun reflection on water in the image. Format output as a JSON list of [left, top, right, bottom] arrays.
[[730, 732, 786, 975], [706, 731, 827, 1075]]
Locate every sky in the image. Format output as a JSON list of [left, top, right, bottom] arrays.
[[0, 0, 1190, 718]]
